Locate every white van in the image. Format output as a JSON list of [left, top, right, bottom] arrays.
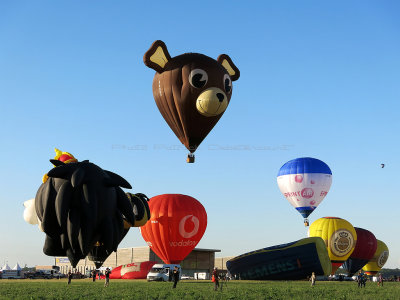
[[146, 264, 181, 282]]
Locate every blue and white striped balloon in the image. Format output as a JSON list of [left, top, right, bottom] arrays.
[[277, 157, 332, 224]]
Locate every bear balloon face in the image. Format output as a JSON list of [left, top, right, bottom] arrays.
[[165, 53, 236, 117], [144, 40, 240, 157]]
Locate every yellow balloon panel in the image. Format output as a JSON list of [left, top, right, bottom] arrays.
[[363, 240, 389, 275], [309, 217, 357, 273]]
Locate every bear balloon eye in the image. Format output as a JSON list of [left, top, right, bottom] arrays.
[[189, 69, 208, 88], [224, 74, 232, 93]]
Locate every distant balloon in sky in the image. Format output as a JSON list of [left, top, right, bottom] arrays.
[[308, 217, 357, 274], [140, 194, 207, 264], [362, 240, 389, 276], [144, 40, 240, 163], [342, 227, 377, 276], [277, 157, 332, 226]]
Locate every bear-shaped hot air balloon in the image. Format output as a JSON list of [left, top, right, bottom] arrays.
[[140, 194, 207, 264], [144, 40, 240, 162]]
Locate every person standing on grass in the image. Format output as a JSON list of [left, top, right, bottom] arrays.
[[92, 270, 96, 282], [310, 272, 316, 286], [357, 271, 363, 288], [172, 266, 180, 288], [67, 271, 72, 285], [362, 272, 367, 288], [378, 273, 383, 287], [104, 268, 111, 287], [212, 267, 219, 291]]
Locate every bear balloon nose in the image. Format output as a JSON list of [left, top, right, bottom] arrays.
[[216, 93, 225, 102]]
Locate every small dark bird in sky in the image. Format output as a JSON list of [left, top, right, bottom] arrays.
[[381, 164, 385, 168]]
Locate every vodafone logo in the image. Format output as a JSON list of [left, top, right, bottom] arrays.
[[179, 215, 200, 238], [301, 188, 314, 199]]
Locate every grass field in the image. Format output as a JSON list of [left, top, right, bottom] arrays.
[[0, 279, 399, 300]]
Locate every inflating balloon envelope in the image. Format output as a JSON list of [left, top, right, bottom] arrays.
[[341, 227, 377, 276], [29, 149, 150, 268], [108, 261, 157, 279], [226, 237, 331, 280], [308, 217, 357, 274], [362, 240, 389, 276]]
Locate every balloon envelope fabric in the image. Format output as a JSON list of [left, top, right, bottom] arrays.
[[308, 217, 357, 274], [226, 237, 331, 280], [341, 227, 377, 276], [277, 157, 332, 222], [35, 160, 137, 268], [140, 194, 207, 264], [362, 240, 389, 275], [109, 261, 157, 279], [143, 40, 240, 161]]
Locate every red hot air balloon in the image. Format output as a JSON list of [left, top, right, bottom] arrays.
[[342, 228, 377, 276], [140, 194, 207, 264]]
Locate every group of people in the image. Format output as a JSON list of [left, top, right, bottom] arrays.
[[171, 266, 225, 291], [66, 266, 387, 290], [309, 271, 386, 288], [67, 268, 111, 287], [357, 271, 368, 288]]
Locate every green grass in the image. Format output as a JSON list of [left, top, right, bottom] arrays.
[[0, 279, 399, 300]]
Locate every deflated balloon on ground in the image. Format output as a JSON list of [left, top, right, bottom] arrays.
[[108, 261, 157, 279], [226, 237, 331, 280]]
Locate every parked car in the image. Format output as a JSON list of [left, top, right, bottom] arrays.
[[147, 264, 181, 282], [27, 271, 53, 279], [180, 274, 194, 280]]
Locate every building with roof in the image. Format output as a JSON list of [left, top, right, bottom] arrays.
[[55, 246, 220, 277], [214, 256, 235, 271]]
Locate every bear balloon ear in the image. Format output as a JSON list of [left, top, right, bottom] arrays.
[[217, 54, 240, 81], [144, 40, 172, 73]]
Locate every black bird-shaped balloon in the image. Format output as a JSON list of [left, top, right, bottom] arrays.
[[35, 159, 149, 268]]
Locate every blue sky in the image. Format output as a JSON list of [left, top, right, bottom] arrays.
[[0, 1, 399, 269]]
